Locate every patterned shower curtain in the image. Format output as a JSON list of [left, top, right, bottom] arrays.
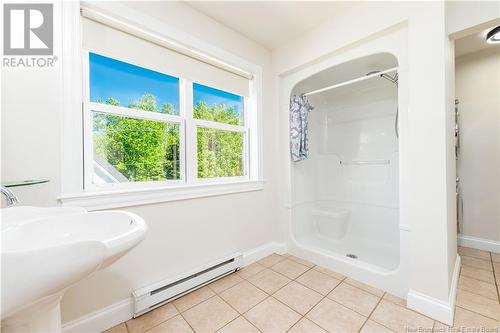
[[289, 95, 314, 162]]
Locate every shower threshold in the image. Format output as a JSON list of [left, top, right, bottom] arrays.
[[297, 233, 400, 271]]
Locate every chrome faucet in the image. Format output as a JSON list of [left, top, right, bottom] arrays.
[[1, 186, 20, 207]]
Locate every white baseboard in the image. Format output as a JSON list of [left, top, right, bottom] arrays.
[[458, 234, 500, 253], [62, 241, 287, 333], [242, 241, 287, 265], [407, 255, 461, 325], [62, 298, 133, 333]]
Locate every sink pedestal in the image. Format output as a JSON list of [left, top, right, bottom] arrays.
[[1, 296, 62, 333]]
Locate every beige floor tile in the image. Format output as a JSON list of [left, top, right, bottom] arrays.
[[271, 259, 310, 279], [327, 282, 381, 316], [458, 247, 491, 260], [126, 303, 179, 333], [273, 281, 323, 315], [313, 266, 346, 280], [454, 306, 500, 330], [360, 319, 394, 333], [104, 323, 128, 333], [146, 315, 194, 333], [182, 296, 238, 333], [288, 318, 327, 333], [344, 278, 384, 297], [491, 253, 500, 263], [236, 262, 266, 280], [382, 293, 406, 307], [258, 254, 286, 267], [244, 297, 301, 333], [371, 300, 434, 332], [493, 261, 500, 272], [462, 256, 493, 271], [219, 281, 267, 314], [208, 273, 244, 294], [173, 286, 215, 313], [217, 317, 259, 333], [306, 298, 366, 332], [456, 289, 500, 320], [287, 255, 315, 268], [460, 266, 496, 284], [247, 269, 291, 294], [432, 321, 451, 332], [458, 275, 498, 300], [296, 269, 341, 295]]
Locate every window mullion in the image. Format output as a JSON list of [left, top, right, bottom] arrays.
[[83, 102, 93, 190], [88, 102, 182, 123], [244, 97, 250, 179], [193, 118, 246, 132], [184, 80, 197, 184]]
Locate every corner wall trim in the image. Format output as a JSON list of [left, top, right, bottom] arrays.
[[407, 255, 461, 325], [62, 241, 287, 332], [458, 234, 500, 253]]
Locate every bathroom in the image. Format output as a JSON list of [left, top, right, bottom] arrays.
[[1, 1, 499, 332]]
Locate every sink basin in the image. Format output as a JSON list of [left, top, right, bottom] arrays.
[[1, 206, 147, 332]]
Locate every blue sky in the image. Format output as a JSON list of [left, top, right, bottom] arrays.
[[90, 53, 180, 111], [193, 83, 243, 117], [90, 53, 244, 116]]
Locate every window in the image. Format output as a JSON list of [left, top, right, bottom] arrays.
[[71, 14, 261, 204], [59, 8, 263, 208], [193, 83, 246, 179], [87, 53, 183, 186], [84, 52, 251, 190], [92, 113, 181, 183]]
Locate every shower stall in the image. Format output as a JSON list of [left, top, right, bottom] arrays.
[[287, 52, 407, 296]]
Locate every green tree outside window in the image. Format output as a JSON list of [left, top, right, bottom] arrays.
[[93, 93, 244, 182]]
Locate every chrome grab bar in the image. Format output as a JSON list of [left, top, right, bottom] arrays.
[[340, 160, 390, 166]]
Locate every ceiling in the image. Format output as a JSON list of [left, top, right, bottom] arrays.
[[455, 28, 500, 57], [186, 1, 350, 50]]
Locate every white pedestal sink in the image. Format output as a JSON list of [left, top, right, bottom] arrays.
[[1, 206, 147, 333]]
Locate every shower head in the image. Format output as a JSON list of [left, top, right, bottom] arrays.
[[366, 70, 398, 86]]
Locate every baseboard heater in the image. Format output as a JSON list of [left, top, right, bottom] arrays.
[[132, 253, 242, 317]]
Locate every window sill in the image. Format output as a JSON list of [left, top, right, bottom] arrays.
[[58, 180, 264, 211]]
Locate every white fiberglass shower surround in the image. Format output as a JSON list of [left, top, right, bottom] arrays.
[[282, 30, 410, 297]]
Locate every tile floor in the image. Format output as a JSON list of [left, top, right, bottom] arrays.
[[106, 248, 500, 333]]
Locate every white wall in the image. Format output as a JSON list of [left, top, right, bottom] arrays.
[[455, 47, 500, 243], [1, 1, 282, 324]]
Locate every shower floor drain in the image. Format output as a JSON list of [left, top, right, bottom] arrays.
[[346, 253, 358, 259]]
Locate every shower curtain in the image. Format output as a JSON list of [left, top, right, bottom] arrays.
[[290, 95, 314, 162]]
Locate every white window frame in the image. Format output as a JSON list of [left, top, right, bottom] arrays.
[[188, 80, 250, 185], [82, 51, 251, 192], [58, 2, 263, 211], [82, 50, 186, 191]]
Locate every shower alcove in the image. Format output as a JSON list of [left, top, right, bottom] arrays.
[[287, 52, 407, 296]]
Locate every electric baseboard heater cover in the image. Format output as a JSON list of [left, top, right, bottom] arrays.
[[132, 253, 242, 317]]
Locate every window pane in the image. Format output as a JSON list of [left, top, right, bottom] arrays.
[[89, 53, 179, 115], [193, 83, 244, 125], [92, 112, 180, 183], [197, 127, 244, 178]]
